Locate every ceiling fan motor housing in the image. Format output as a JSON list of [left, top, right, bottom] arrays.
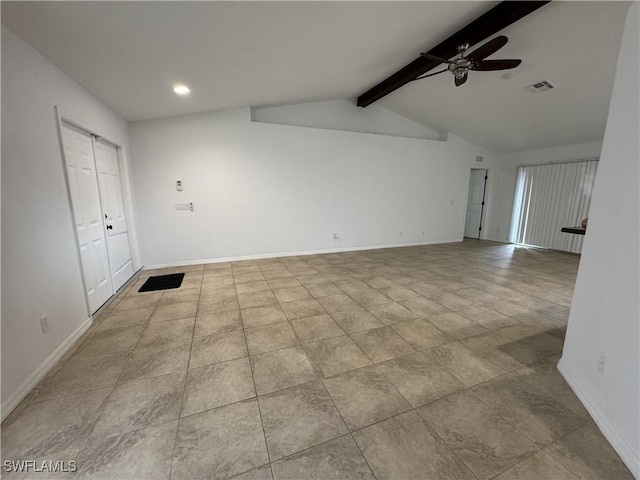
[[449, 58, 472, 78]]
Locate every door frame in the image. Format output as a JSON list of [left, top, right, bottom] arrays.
[[54, 106, 138, 316], [463, 167, 492, 240]]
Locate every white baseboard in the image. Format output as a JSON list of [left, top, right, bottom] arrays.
[[557, 358, 640, 479], [1, 317, 93, 422], [144, 238, 463, 270]]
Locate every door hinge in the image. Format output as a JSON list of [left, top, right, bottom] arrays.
[[479, 226, 482, 231], [482, 202, 485, 206], [485, 175, 488, 180]]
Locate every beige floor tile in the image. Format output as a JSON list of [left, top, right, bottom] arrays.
[[92, 373, 184, 437], [238, 291, 278, 309], [230, 465, 273, 480], [114, 293, 163, 312], [30, 352, 127, 403], [281, 298, 326, 320], [290, 314, 344, 343], [544, 423, 634, 479], [138, 318, 194, 348], [391, 319, 452, 350], [183, 357, 255, 416], [76, 421, 177, 480], [173, 399, 268, 480], [493, 451, 578, 480], [75, 325, 144, 357], [377, 352, 464, 407], [273, 287, 311, 303], [194, 310, 242, 336], [418, 391, 538, 479], [425, 342, 507, 387], [267, 278, 302, 290], [270, 435, 373, 480], [400, 296, 448, 317], [306, 282, 342, 298], [461, 331, 542, 371], [259, 381, 348, 460], [323, 366, 411, 431], [346, 289, 392, 307], [316, 294, 360, 314], [471, 375, 587, 446], [350, 326, 415, 363], [251, 346, 318, 395], [330, 309, 385, 333], [198, 296, 240, 314], [236, 281, 271, 295], [241, 304, 288, 328], [158, 287, 201, 305], [189, 330, 247, 369], [428, 312, 487, 340], [305, 336, 371, 378], [119, 340, 191, 384], [246, 322, 299, 355], [353, 411, 475, 480], [95, 307, 154, 331], [457, 305, 519, 330], [0, 389, 111, 459], [149, 302, 197, 323], [366, 302, 418, 325]]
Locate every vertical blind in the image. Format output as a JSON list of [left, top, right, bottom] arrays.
[[510, 160, 598, 253]]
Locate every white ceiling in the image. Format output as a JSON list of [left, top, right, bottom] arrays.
[[1, 1, 630, 152]]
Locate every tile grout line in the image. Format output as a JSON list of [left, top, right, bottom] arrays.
[[236, 263, 275, 479], [168, 267, 204, 480]]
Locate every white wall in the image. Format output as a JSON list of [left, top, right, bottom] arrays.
[[487, 140, 604, 243], [252, 99, 441, 140], [1, 27, 138, 416], [129, 108, 497, 268], [558, 3, 639, 477]]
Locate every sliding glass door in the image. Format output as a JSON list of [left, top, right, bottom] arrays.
[[510, 160, 598, 253]]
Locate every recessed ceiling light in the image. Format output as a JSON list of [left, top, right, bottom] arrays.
[[173, 84, 190, 96]]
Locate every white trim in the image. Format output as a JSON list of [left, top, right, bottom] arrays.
[[143, 238, 462, 270], [557, 358, 640, 479], [1, 317, 93, 421]]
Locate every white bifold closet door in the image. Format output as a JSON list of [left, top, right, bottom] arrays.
[[94, 140, 134, 291], [511, 160, 598, 253], [61, 123, 133, 313]]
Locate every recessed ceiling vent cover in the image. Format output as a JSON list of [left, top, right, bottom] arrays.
[[527, 80, 556, 93]]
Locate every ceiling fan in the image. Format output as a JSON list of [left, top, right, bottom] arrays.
[[414, 35, 521, 87]]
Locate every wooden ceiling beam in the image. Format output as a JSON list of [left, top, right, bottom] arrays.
[[356, 1, 550, 108]]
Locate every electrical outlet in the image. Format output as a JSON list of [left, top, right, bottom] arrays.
[[597, 354, 607, 374], [40, 315, 49, 334]]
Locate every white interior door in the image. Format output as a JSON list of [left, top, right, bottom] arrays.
[[61, 125, 113, 313], [94, 140, 134, 290], [464, 169, 487, 238]]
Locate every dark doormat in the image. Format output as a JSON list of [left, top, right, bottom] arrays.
[[138, 273, 185, 292]]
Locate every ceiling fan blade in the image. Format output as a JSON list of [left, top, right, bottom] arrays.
[[455, 72, 468, 87], [420, 52, 453, 64], [466, 35, 508, 62], [473, 59, 522, 71]]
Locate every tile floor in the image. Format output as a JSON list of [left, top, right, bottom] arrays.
[[1, 240, 634, 480]]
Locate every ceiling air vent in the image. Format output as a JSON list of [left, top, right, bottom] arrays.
[[527, 80, 556, 93]]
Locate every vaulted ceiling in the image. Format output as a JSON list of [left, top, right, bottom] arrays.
[[1, 1, 630, 152]]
